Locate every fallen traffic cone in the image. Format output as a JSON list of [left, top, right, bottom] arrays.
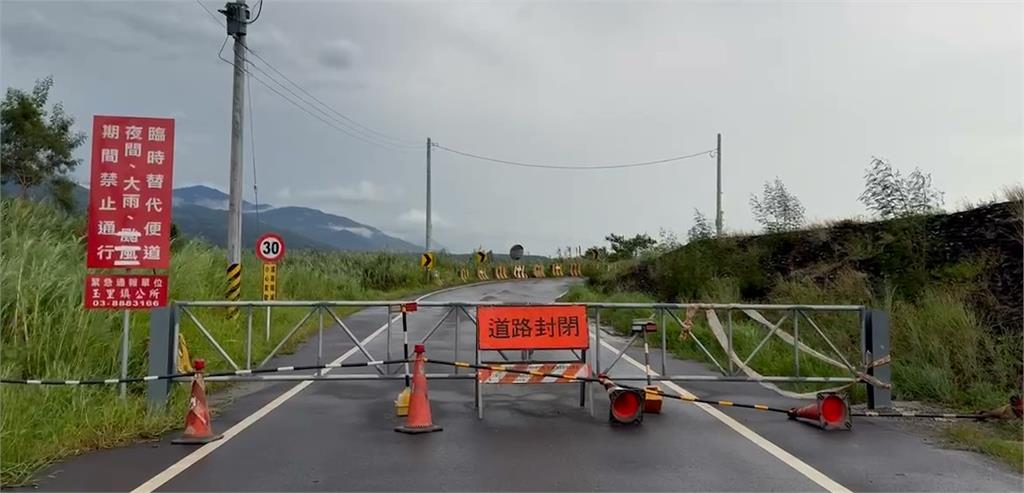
[[599, 374, 644, 425], [787, 392, 852, 431], [172, 359, 224, 444], [395, 344, 442, 434]]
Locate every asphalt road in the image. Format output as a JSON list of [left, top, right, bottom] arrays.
[[24, 279, 1021, 492]]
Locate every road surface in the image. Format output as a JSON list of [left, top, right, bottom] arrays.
[[23, 279, 1021, 492]]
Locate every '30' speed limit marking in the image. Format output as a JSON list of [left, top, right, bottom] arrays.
[[255, 233, 285, 263]]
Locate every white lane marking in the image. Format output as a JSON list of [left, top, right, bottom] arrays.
[[596, 336, 851, 493], [132, 285, 469, 493]]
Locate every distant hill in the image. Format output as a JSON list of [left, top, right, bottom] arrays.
[[2, 182, 422, 252], [171, 184, 270, 212], [171, 186, 421, 252]]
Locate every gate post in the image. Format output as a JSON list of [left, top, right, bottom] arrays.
[[147, 305, 177, 410], [863, 309, 892, 409]]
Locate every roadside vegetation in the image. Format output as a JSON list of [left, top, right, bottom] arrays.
[[571, 172, 1022, 470], [0, 197, 470, 486]]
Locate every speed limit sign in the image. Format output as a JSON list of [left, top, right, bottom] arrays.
[[255, 233, 285, 263]]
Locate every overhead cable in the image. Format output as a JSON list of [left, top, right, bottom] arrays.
[[433, 144, 715, 170], [215, 38, 413, 152], [242, 45, 420, 148]]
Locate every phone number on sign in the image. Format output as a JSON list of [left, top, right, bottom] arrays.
[[89, 299, 164, 309]]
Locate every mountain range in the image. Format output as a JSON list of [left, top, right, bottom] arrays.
[[2, 182, 422, 252]]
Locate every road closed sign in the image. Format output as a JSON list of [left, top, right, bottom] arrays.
[[477, 305, 589, 350], [255, 233, 285, 263]]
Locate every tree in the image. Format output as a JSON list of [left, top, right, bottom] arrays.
[[605, 233, 657, 260], [584, 245, 608, 260], [1, 76, 86, 202], [749, 178, 805, 233], [687, 209, 713, 242], [859, 157, 944, 219]]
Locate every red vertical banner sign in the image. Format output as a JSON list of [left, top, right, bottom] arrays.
[[85, 115, 174, 311], [87, 115, 175, 270]]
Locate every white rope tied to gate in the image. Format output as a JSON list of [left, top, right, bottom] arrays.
[[704, 309, 850, 399]]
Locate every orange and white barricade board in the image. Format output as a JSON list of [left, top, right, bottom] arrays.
[[474, 305, 591, 419]]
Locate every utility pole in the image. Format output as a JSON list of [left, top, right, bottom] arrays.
[[222, 1, 249, 319], [715, 133, 723, 236], [425, 137, 432, 253]]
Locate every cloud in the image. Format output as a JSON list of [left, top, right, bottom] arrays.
[[317, 40, 360, 70], [311, 181, 385, 203], [276, 181, 391, 204], [398, 208, 450, 228], [329, 225, 374, 238]]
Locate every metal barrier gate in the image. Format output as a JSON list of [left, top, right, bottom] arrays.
[[147, 301, 890, 410]]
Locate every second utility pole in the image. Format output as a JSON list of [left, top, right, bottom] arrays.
[[715, 133, 723, 236], [223, 1, 249, 319], [425, 138, 432, 253]]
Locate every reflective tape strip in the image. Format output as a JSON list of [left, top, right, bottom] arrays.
[[66, 380, 81, 385], [367, 361, 384, 366], [454, 362, 471, 368], [541, 363, 569, 383], [942, 413, 958, 418], [105, 379, 119, 384], [718, 400, 734, 406], [276, 366, 295, 372], [144, 375, 158, 381], [754, 404, 769, 411], [864, 411, 879, 417], [26, 380, 42, 385], [235, 370, 252, 375]]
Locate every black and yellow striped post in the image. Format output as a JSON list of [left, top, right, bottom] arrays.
[[226, 263, 241, 320]]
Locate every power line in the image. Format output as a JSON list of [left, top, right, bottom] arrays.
[[247, 0, 263, 24], [215, 38, 413, 152], [246, 70, 261, 228], [432, 144, 716, 170], [195, 0, 223, 27], [240, 56, 411, 150], [197, 1, 414, 150], [242, 45, 420, 148]]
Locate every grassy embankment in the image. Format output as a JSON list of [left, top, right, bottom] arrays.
[[564, 200, 1023, 471], [0, 198, 469, 486]]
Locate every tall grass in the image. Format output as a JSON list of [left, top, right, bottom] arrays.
[[565, 271, 1021, 409], [0, 198, 466, 486]]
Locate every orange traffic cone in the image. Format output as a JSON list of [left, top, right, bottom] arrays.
[[395, 344, 442, 434], [173, 359, 224, 444], [599, 374, 644, 425], [787, 392, 852, 430]]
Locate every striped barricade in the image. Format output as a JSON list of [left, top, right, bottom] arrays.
[[477, 363, 590, 384]]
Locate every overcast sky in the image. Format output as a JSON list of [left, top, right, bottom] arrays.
[[2, 1, 1021, 254]]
